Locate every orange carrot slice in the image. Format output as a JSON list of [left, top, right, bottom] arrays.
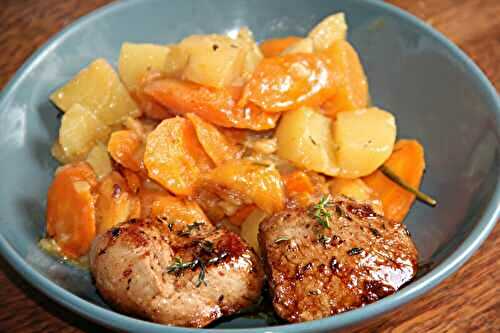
[[240, 53, 335, 112], [260, 36, 302, 57], [46, 163, 97, 258], [108, 130, 144, 172], [363, 140, 425, 223], [320, 40, 369, 117], [186, 113, 240, 165], [143, 78, 279, 130], [282, 171, 315, 195], [144, 117, 213, 196]]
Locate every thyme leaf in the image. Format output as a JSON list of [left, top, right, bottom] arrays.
[[310, 195, 333, 229], [274, 236, 290, 244]]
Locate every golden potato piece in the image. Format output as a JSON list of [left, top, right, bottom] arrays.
[[309, 12, 348, 51], [85, 143, 112, 180], [118, 43, 169, 90], [333, 108, 396, 178], [236, 27, 264, 82], [59, 104, 110, 159], [276, 107, 338, 176], [50, 58, 139, 125], [180, 34, 246, 88]]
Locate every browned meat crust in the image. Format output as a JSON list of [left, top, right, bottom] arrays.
[[259, 196, 418, 322]]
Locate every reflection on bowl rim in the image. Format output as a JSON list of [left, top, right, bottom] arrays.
[[0, 0, 498, 332]]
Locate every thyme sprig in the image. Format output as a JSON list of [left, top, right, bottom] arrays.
[[311, 195, 333, 229], [274, 236, 290, 244], [177, 221, 205, 237]]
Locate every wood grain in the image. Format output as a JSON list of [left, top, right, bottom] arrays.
[[0, 0, 498, 332]]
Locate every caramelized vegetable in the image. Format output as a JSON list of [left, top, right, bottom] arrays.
[[121, 169, 142, 194], [282, 171, 315, 195], [95, 171, 139, 235], [321, 40, 369, 116], [203, 160, 285, 214], [144, 78, 279, 130], [46, 163, 97, 258], [229, 204, 256, 226], [144, 117, 213, 195], [107, 130, 144, 172], [363, 140, 426, 223], [308, 13, 347, 51], [186, 113, 240, 165], [240, 53, 335, 112], [151, 195, 209, 224], [259, 36, 302, 57], [329, 178, 373, 202], [131, 70, 172, 120]]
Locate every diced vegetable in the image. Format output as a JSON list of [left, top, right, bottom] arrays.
[[240, 53, 335, 112], [186, 113, 240, 165], [363, 140, 426, 223], [240, 208, 268, 254], [144, 117, 213, 195], [236, 28, 264, 82], [329, 178, 373, 201], [276, 107, 338, 176], [122, 169, 142, 194], [308, 13, 347, 51], [332, 107, 396, 178], [50, 58, 139, 125], [281, 38, 314, 54], [51, 141, 74, 164], [163, 44, 190, 78], [179, 34, 246, 88], [321, 40, 369, 116], [259, 36, 302, 57], [151, 195, 209, 224], [282, 170, 315, 195], [118, 43, 169, 90], [130, 70, 172, 120], [95, 171, 138, 235], [144, 78, 279, 130], [46, 163, 97, 258], [203, 159, 285, 214], [229, 204, 256, 226], [59, 104, 110, 159], [86, 142, 112, 180], [107, 130, 144, 172]]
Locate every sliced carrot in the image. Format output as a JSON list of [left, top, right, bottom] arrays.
[[130, 70, 172, 120], [151, 196, 209, 224], [46, 163, 97, 258], [282, 171, 315, 195], [95, 171, 137, 235], [228, 204, 256, 226], [143, 78, 279, 130], [121, 168, 142, 194], [139, 188, 169, 219], [204, 160, 285, 214], [320, 40, 369, 117], [363, 140, 425, 223], [186, 113, 240, 165], [260, 36, 302, 57], [144, 117, 213, 196], [108, 130, 144, 172], [240, 53, 335, 112]]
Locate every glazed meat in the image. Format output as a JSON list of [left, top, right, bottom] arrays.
[[259, 195, 418, 322], [90, 218, 264, 327]]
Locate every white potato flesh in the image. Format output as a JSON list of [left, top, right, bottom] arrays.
[[329, 178, 373, 201], [282, 37, 314, 54], [308, 12, 347, 51], [240, 208, 268, 254], [333, 107, 396, 178], [276, 107, 339, 176], [50, 59, 139, 125], [59, 104, 111, 159], [236, 27, 263, 82], [163, 44, 190, 78], [180, 34, 246, 88], [118, 43, 169, 90], [86, 142, 112, 180]]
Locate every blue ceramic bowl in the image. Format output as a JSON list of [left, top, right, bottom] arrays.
[[0, 0, 498, 332]]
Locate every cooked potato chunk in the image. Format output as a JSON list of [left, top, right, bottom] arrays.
[[180, 34, 245, 88], [59, 104, 110, 159], [50, 58, 139, 125], [308, 12, 347, 51], [236, 27, 264, 82], [118, 43, 169, 90], [240, 208, 267, 254], [333, 108, 396, 178], [329, 178, 372, 201], [85, 143, 112, 180], [276, 107, 338, 176], [163, 44, 190, 77]]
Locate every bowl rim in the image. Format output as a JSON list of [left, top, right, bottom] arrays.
[[0, 0, 499, 332]]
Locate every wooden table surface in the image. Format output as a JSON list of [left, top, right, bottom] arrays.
[[0, 0, 498, 332]]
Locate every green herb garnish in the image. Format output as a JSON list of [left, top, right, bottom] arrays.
[[274, 236, 290, 244], [177, 221, 205, 237], [311, 195, 333, 228], [380, 165, 437, 206]]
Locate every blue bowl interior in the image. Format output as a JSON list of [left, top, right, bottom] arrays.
[[0, 0, 498, 332]]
